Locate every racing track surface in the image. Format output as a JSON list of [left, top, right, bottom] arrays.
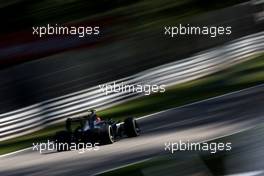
[[0, 84, 264, 176]]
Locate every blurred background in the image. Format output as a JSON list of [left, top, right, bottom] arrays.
[[0, 0, 264, 176], [0, 0, 263, 113]]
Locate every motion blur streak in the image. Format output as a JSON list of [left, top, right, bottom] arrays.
[[0, 84, 263, 176], [0, 32, 263, 141]]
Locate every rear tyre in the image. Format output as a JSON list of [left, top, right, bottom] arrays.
[[100, 124, 114, 145], [124, 117, 140, 137], [54, 131, 72, 152]]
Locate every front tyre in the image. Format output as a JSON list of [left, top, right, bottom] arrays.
[[124, 117, 140, 137]]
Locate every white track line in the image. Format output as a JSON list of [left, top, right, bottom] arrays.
[[0, 147, 32, 158], [226, 170, 264, 176], [137, 83, 264, 120]]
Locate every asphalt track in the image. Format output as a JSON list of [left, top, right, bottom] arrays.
[[0, 84, 264, 176]]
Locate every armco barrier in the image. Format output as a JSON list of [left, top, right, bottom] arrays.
[[0, 31, 263, 141]]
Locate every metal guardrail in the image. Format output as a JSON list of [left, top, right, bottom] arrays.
[[0, 31, 263, 141]]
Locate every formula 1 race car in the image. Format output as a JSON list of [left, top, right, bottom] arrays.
[[54, 110, 140, 151]]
